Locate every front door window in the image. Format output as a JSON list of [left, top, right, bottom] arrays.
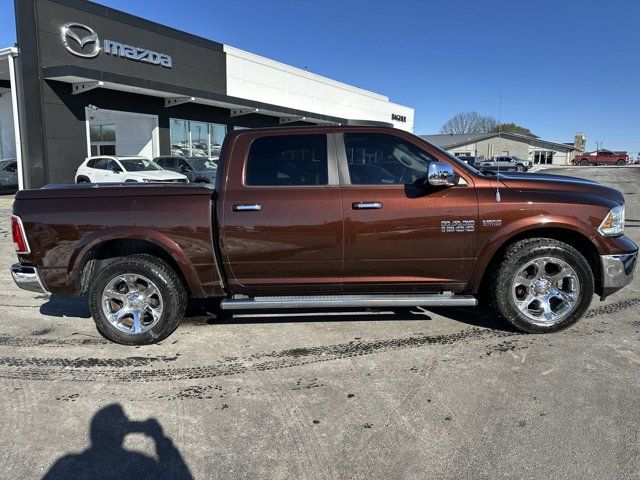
[[343, 133, 434, 185]]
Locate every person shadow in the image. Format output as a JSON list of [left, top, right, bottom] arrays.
[[43, 404, 193, 480]]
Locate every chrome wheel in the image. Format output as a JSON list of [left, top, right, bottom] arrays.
[[101, 274, 163, 334], [511, 256, 580, 326]]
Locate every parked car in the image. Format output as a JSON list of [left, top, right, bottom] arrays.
[[75, 156, 188, 184], [455, 155, 482, 168], [0, 158, 18, 193], [478, 156, 533, 172], [573, 150, 629, 166], [11, 126, 637, 345], [154, 155, 217, 184]]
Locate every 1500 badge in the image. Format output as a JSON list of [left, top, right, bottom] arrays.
[[441, 220, 475, 233]]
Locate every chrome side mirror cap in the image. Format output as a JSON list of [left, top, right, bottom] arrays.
[[427, 161, 459, 187]]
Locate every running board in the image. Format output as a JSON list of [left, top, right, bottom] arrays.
[[220, 293, 477, 310]]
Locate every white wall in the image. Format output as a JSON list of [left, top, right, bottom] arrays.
[[0, 90, 16, 160], [114, 116, 156, 158], [224, 46, 414, 132], [87, 109, 158, 159]]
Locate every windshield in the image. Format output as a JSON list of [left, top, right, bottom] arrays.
[[186, 157, 217, 171], [119, 158, 162, 172]]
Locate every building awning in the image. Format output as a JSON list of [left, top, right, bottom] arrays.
[[43, 65, 347, 125]]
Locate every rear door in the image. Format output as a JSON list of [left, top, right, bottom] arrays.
[[91, 158, 109, 182], [219, 132, 343, 294], [337, 131, 478, 292]]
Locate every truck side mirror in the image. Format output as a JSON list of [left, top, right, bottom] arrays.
[[427, 162, 459, 187]]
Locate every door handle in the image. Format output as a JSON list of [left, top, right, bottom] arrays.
[[352, 202, 383, 210], [233, 204, 263, 212]]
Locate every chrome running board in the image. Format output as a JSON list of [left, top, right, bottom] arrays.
[[220, 293, 477, 310]]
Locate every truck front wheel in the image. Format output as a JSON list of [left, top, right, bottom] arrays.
[[490, 238, 593, 333], [579, 159, 589, 166], [88, 255, 187, 345]]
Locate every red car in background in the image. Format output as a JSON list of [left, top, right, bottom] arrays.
[[573, 149, 629, 166]]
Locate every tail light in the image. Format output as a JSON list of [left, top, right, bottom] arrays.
[[11, 215, 30, 254]]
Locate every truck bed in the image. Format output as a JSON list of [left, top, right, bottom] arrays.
[[13, 183, 225, 297]]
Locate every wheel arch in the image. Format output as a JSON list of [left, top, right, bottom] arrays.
[[70, 230, 205, 297], [472, 226, 602, 297]]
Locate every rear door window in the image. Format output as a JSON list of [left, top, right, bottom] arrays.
[[93, 158, 108, 170], [245, 135, 328, 186]]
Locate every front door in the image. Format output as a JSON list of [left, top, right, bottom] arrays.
[[337, 131, 478, 292], [219, 132, 343, 294]]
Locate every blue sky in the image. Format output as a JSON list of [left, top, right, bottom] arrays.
[[1, 0, 639, 152]]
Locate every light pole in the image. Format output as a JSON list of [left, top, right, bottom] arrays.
[[594, 141, 602, 152]]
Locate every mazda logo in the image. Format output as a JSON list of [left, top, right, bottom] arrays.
[[60, 23, 100, 58]]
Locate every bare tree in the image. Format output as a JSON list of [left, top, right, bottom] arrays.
[[440, 112, 498, 134]]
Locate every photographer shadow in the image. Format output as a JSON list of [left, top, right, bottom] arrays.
[[43, 404, 192, 480]]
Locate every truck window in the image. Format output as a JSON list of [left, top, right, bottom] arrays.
[[344, 133, 434, 185], [246, 135, 328, 186]]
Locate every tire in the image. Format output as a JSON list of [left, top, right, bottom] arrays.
[[88, 254, 187, 345], [616, 159, 625, 166], [579, 159, 589, 166], [516, 164, 525, 172], [76, 176, 91, 183], [489, 238, 593, 333]]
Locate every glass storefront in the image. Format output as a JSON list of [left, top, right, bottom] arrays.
[[532, 150, 554, 164], [170, 118, 226, 159]]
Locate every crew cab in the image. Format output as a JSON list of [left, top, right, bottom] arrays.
[[479, 156, 533, 172], [573, 150, 629, 166], [10, 126, 638, 345]]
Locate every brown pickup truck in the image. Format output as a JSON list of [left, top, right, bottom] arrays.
[[10, 126, 638, 345]]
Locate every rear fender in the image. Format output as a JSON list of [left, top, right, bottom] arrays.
[[69, 227, 206, 297]]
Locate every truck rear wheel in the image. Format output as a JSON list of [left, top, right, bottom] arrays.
[[490, 238, 593, 333], [88, 255, 186, 345]]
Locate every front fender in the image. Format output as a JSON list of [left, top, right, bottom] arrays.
[[468, 215, 601, 293]]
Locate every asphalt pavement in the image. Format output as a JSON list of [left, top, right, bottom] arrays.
[[1, 166, 639, 479]]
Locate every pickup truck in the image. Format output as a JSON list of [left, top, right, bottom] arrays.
[[10, 126, 638, 345], [573, 150, 629, 166], [478, 156, 533, 172]]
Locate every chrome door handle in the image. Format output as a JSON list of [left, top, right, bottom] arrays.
[[352, 202, 383, 210], [233, 204, 263, 212]]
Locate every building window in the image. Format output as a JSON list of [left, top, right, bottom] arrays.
[[533, 150, 555, 164], [90, 124, 116, 156], [170, 119, 227, 159]]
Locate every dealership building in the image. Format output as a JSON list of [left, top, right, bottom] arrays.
[[0, 0, 414, 189], [419, 132, 581, 166]]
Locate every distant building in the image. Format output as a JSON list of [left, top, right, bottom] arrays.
[[419, 132, 577, 165]]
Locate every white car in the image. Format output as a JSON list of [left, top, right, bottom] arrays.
[[75, 156, 188, 184]]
